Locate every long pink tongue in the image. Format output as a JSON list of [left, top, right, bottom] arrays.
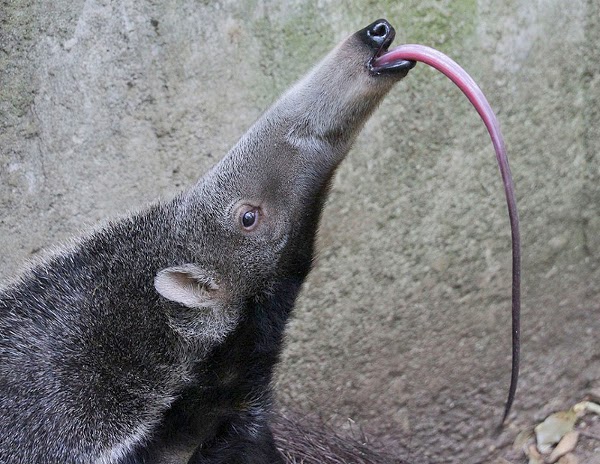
[[375, 45, 521, 425]]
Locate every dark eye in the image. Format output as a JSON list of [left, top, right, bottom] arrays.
[[240, 207, 260, 231]]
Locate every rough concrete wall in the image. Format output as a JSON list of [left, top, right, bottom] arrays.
[[0, 1, 598, 463]]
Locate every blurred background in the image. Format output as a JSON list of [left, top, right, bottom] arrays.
[[1, 1, 598, 462]]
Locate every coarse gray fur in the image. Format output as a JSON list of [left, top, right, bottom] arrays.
[[0, 20, 410, 464]]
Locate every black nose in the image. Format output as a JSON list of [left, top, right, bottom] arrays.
[[358, 19, 396, 50]]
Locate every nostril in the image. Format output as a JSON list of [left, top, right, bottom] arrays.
[[358, 19, 396, 50], [370, 22, 389, 39]]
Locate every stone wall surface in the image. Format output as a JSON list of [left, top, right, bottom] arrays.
[[1, 1, 598, 463]]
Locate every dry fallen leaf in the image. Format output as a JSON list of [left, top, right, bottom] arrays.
[[573, 401, 600, 416], [534, 410, 578, 454], [524, 397, 600, 464], [525, 444, 543, 464], [547, 431, 579, 464]]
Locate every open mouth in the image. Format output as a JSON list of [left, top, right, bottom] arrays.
[[370, 44, 417, 75], [368, 25, 416, 75]]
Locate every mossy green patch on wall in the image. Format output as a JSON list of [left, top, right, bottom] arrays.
[[386, 0, 477, 47], [235, 0, 332, 108]]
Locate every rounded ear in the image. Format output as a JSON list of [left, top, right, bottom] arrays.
[[154, 264, 219, 309]]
